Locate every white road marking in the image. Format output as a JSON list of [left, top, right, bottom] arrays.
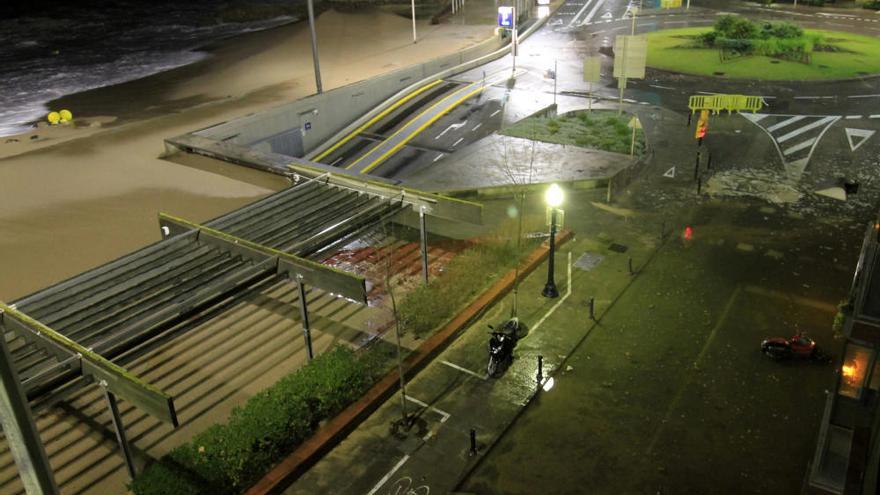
[[441, 360, 487, 380], [452, 137, 464, 147], [433, 153, 445, 162], [569, 0, 598, 27], [845, 115, 862, 120], [783, 137, 817, 156], [849, 94, 880, 99], [582, 0, 607, 26], [776, 116, 838, 143], [472, 123, 482, 131], [436, 121, 467, 140], [870, 115, 880, 119], [405, 395, 451, 422], [845, 128, 876, 151], [366, 455, 411, 495], [531, 252, 573, 333], [490, 109, 501, 117], [766, 115, 806, 132]]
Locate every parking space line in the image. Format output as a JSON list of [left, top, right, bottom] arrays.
[[441, 360, 487, 380], [405, 395, 451, 422], [645, 285, 742, 456], [531, 251, 573, 333], [366, 454, 411, 495]]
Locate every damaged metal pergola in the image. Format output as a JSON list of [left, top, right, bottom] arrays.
[[0, 172, 481, 494]]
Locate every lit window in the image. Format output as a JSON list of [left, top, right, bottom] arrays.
[[839, 344, 874, 399]]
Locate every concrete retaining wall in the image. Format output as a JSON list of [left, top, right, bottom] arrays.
[[193, 35, 505, 157]]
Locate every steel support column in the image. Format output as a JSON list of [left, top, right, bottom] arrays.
[[306, 0, 323, 94], [298, 277, 314, 360], [102, 387, 137, 480], [0, 325, 59, 495], [419, 207, 429, 284]]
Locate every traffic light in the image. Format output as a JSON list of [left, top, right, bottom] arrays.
[[694, 110, 709, 140]]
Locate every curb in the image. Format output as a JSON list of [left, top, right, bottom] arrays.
[[245, 229, 574, 495]]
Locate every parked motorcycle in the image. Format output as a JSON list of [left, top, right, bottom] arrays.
[[487, 318, 519, 377], [760, 332, 831, 362]]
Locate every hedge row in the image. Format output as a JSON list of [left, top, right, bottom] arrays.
[[130, 346, 380, 495], [398, 234, 536, 338]]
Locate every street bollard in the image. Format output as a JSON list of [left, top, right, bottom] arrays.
[[469, 429, 477, 456], [589, 296, 595, 321], [697, 176, 702, 195], [707, 153, 713, 170], [687, 112, 692, 127], [694, 151, 701, 181], [628, 257, 634, 276], [537, 355, 544, 384]]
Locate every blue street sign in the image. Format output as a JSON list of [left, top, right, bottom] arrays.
[[304, 122, 312, 131], [498, 6, 514, 28]]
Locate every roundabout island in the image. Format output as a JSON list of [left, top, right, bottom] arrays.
[[645, 15, 880, 80]]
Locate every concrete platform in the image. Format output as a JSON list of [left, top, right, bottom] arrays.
[[399, 133, 636, 194]]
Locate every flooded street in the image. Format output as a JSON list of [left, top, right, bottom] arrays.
[[0, 151, 287, 300]]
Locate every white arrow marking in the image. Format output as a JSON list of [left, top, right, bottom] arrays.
[[436, 121, 467, 140], [663, 166, 675, 178], [845, 128, 876, 151]]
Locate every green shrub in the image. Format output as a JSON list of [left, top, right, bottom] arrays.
[[398, 236, 533, 337], [131, 346, 378, 495], [864, 0, 880, 10], [714, 15, 759, 40], [760, 21, 803, 39]]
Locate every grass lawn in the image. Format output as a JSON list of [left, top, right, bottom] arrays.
[[646, 27, 880, 80], [501, 110, 645, 156]]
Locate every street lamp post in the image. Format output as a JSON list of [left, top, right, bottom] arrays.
[[542, 184, 563, 298]]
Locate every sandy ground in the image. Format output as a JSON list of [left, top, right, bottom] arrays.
[[0, 8, 496, 301]]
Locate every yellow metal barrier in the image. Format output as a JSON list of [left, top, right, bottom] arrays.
[[688, 94, 765, 114], [660, 0, 682, 8]]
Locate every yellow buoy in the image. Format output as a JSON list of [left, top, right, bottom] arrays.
[[59, 109, 73, 123], [47, 112, 61, 125]]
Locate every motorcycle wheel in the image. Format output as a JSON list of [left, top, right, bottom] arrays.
[[487, 357, 498, 377]]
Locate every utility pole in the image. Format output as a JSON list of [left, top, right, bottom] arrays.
[[306, 0, 322, 94], [411, 0, 418, 43]]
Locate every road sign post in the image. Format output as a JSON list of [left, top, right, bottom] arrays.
[[628, 116, 642, 155], [498, 7, 517, 72], [583, 57, 601, 112], [613, 35, 647, 115]]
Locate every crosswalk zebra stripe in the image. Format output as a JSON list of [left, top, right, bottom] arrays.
[[766, 116, 807, 133], [776, 116, 838, 143], [783, 137, 817, 156]]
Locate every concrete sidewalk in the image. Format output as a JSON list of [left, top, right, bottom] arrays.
[[285, 189, 664, 494]]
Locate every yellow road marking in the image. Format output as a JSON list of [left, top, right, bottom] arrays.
[[313, 79, 445, 162], [345, 80, 480, 172], [358, 83, 488, 175]]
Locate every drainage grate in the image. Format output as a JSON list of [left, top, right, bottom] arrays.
[[608, 243, 629, 253], [575, 252, 604, 272]]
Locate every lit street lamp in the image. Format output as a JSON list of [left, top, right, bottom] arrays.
[[542, 183, 563, 298]]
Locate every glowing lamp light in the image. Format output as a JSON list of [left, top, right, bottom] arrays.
[[684, 225, 694, 241], [842, 363, 857, 381], [545, 183, 564, 208]]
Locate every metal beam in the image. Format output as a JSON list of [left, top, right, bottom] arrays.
[[287, 164, 483, 225], [0, 303, 178, 426], [0, 322, 60, 495], [159, 213, 368, 304]]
